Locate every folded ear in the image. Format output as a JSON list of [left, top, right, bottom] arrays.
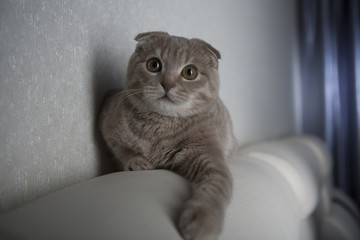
[[135, 31, 169, 42], [191, 38, 221, 59]]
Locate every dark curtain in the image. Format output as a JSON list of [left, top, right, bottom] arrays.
[[298, 0, 360, 206]]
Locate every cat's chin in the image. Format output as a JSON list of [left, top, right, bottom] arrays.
[[153, 99, 182, 117], [150, 98, 192, 117]]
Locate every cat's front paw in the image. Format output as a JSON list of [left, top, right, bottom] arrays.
[[179, 200, 224, 240], [124, 156, 154, 171]]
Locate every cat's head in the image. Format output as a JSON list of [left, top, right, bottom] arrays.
[[125, 32, 221, 117]]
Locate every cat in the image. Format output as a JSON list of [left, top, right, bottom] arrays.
[[99, 31, 237, 240]]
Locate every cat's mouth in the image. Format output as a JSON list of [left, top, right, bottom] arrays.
[[159, 95, 175, 103]]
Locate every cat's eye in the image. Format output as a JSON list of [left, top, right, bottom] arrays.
[[147, 58, 162, 72], [182, 65, 198, 80]]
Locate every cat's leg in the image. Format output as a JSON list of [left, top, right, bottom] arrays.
[[112, 146, 154, 171], [124, 155, 154, 171], [175, 153, 232, 240]]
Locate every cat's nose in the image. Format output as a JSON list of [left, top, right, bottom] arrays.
[[161, 81, 175, 93]]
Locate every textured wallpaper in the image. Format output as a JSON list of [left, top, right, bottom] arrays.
[[0, 0, 297, 212]]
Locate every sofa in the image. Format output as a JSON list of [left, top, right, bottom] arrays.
[[0, 135, 359, 240]]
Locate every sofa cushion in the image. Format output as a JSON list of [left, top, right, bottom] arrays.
[[222, 154, 300, 239], [239, 135, 333, 219]]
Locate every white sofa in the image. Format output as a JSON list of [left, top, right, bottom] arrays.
[[0, 135, 358, 239]]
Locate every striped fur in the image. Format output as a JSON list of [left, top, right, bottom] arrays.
[[99, 32, 237, 240]]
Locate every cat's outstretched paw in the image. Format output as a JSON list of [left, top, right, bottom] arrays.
[[179, 200, 223, 240], [124, 157, 154, 171]]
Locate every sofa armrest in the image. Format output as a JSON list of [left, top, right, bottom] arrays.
[[0, 170, 189, 240]]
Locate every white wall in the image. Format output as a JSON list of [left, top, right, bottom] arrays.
[[0, 0, 297, 212]]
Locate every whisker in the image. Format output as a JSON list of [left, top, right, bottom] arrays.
[[127, 95, 153, 118], [177, 91, 188, 98], [113, 90, 144, 109], [113, 88, 142, 97]]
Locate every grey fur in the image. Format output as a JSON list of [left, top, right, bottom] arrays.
[[100, 32, 237, 240]]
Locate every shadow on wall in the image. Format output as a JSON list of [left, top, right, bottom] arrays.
[[91, 44, 126, 174]]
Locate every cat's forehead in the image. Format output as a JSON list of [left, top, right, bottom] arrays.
[[159, 38, 193, 62], [138, 36, 208, 62]]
